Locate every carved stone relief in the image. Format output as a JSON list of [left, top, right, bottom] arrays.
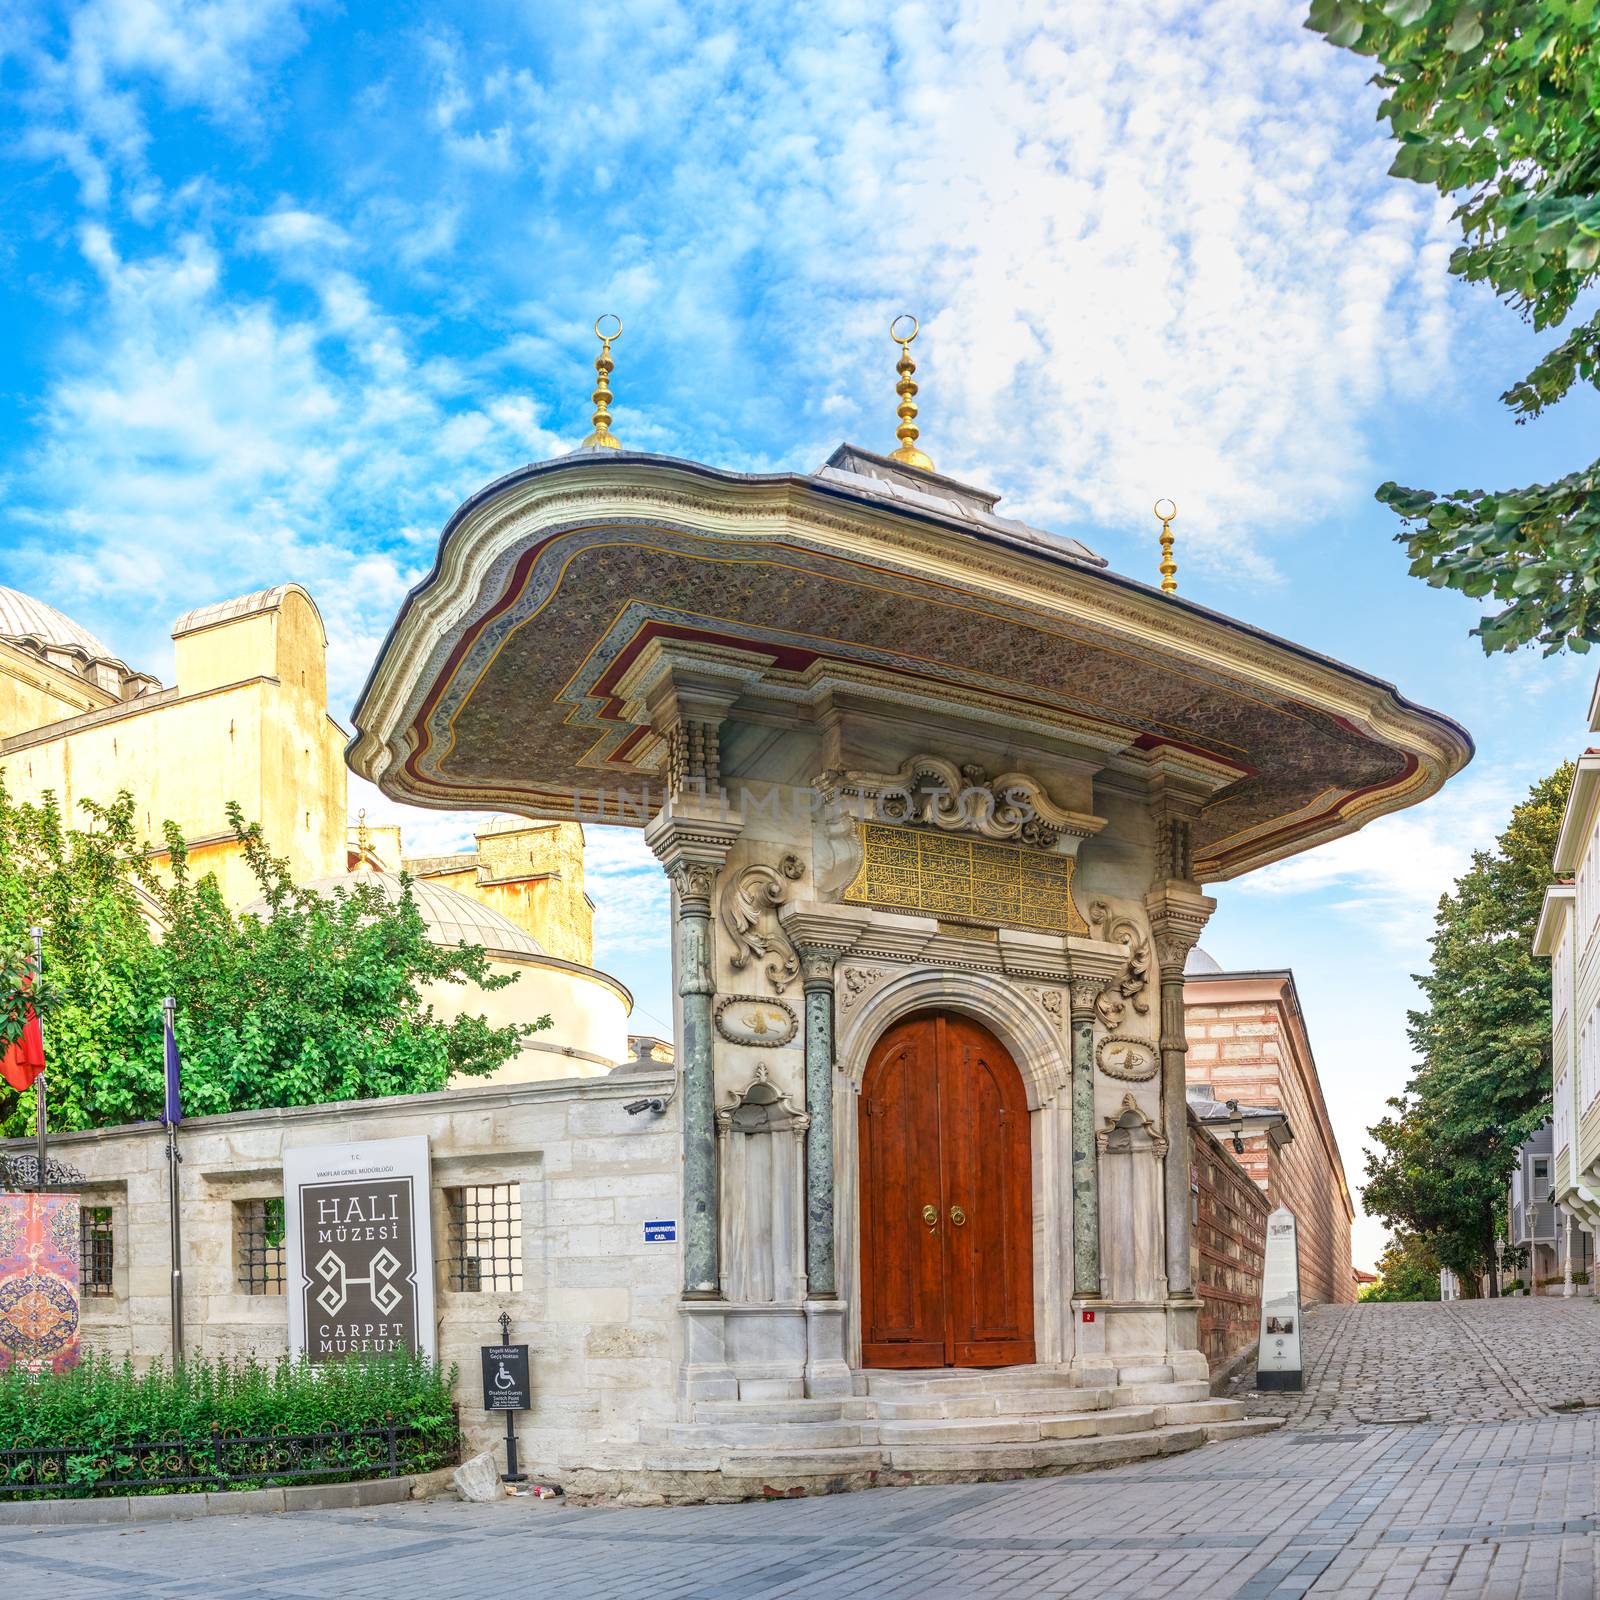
[[716, 1062, 809, 1303], [714, 995, 799, 1048], [1023, 985, 1066, 1029], [719, 853, 805, 992], [1095, 1035, 1159, 1082], [667, 859, 720, 905], [1097, 1093, 1169, 1158], [818, 753, 1101, 851], [668, 716, 722, 797], [715, 1061, 810, 1137], [1087, 898, 1153, 1036], [836, 964, 889, 1011]]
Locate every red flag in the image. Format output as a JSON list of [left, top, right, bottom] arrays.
[[1, 1007, 44, 1092]]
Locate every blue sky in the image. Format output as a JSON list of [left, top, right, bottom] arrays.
[[3, 0, 1597, 1267]]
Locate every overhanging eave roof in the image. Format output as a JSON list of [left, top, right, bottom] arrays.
[[348, 449, 1472, 883]]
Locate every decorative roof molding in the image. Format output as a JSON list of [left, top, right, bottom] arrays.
[[345, 452, 1473, 883], [817, 753, 1105, 853]]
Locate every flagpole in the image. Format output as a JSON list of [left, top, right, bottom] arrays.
[[164, 994, 184, 1364], [30, 926, 45, 1191]]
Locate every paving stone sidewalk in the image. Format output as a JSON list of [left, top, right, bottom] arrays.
[[6, 1300, 1600, 1598]]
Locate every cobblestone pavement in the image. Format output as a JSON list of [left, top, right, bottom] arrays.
[[1225, 1297, 1600, 1426], [8, 1300, 1600, 1599]]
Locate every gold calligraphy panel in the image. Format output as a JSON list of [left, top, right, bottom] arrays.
[[842, 823, 1088, 936]]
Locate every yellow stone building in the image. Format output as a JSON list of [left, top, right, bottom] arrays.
[[0, 582, 630, 1079]]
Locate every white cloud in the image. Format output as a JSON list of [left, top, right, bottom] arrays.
[[1233, 766, 1528, 953], [10, 224, 566, 701], [401, 0, 1457, 576]]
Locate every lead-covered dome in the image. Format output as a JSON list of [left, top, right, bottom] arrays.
[[256, 870, 546, 959], [0, 586, 114, 658]]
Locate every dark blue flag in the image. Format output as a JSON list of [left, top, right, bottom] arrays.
[[162, 1000, 182, 1127]]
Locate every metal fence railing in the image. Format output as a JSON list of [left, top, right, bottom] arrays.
[[0, 1412, 458, 1499]]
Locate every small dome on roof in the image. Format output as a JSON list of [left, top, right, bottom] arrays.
[[253, 870, 545, 958], [0, 586, 115, 660], [1185, 946, 1224, 976]]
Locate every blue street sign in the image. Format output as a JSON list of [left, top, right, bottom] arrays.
[[643, 1219, 677, 1242]]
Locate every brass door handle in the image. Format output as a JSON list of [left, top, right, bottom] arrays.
[[950, 1204, 967, 1227], [921, 1204, 938, 1234]]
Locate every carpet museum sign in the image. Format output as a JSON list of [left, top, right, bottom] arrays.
[[284, 1135, 436, 1363]]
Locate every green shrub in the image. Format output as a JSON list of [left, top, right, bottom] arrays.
[[0, 1351, 458, 1499]]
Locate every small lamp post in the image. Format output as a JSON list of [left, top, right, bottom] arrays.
[[1494, 1236, 1505, 1298]]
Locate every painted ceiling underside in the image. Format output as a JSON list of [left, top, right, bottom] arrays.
[[350, 455, 1471, 883]]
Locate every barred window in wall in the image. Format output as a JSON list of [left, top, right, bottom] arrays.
[[445, 1184, 523, 1292], [80, 1205, 114, 1296], [235, 1198, 287, 1295]]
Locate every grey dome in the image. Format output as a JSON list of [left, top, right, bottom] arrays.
[[255, 870, 546, 958], [1185, 945, 1224, 976], [0, 586, 115, 659]]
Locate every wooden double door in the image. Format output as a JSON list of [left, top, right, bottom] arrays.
[[859, 1012, 1035, 1368]]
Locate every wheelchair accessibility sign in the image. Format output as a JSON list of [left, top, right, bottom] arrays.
[[480, 1343, 531, 1411]]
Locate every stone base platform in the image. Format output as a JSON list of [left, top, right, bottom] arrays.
[[561, 1363, 1281, 1504]]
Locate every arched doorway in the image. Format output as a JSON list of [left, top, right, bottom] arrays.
[[859, 1011, 1035, 1368]]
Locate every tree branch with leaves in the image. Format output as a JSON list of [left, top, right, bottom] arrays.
[[1309, 0, 1600, 654]]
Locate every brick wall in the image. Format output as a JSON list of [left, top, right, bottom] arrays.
[[1185, 972, 1357, 1305], [1191, 1110, 1269, 1374]]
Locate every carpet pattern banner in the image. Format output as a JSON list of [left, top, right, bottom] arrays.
[[0, 1192, 81, 1373]]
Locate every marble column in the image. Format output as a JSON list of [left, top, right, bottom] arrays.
[[1068, 977, 1103, 1298], [1564, 1212, 1574, 1298], [799, 950, 838, 1297], [1145, 882, 1216, 1302], [645, 800, 742, 1299]]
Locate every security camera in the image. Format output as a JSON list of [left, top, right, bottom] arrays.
[[624, 1097, 666, 1115]]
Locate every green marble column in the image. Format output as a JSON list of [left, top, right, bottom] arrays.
[[1069, 980, 1101, 1298], [801, 951, 837, 1297]]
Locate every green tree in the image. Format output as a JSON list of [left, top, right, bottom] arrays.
[[0, 785, 544, 1136], [1362, 763, 1572, 1289], [1360, 1230, 1442, 1301], [1308, 0, 1600, 655]]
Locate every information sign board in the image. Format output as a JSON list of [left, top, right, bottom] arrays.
[[1256, 1206, 1303, 1392], [481, 1343, 531, 1412]]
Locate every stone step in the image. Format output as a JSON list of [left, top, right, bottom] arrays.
[[692, 1398, 874, 1425], [876, 1405, 1160, 1448], [877, 1416, 1048, 1446], [862, 1365, 1077, 1397], [1203, 1417, 1286, 1443], [719, 1446, 886, 1479], [1112, 1379, 1211, 1407], [1061, 1405, 1160, 1437], [874, 1386, 1114, 1421], [1160, 1399, 1245, 1426], [643, 1420, 867, 1451], [884, 1423, 1205, 1475]]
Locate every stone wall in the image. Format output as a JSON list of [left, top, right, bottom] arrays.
[[5, 1068, 681, 1471], [1191, 1111, 1268, 1375], [1185, 972, 1356, 1305]]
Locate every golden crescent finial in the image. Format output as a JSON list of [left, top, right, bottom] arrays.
[[1153, 499, 1178, 594], [887, 313, 934, 472], [580, 314, 623, 451]]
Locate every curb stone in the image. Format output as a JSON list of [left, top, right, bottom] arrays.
[[0, 1474, 419, 1527]]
